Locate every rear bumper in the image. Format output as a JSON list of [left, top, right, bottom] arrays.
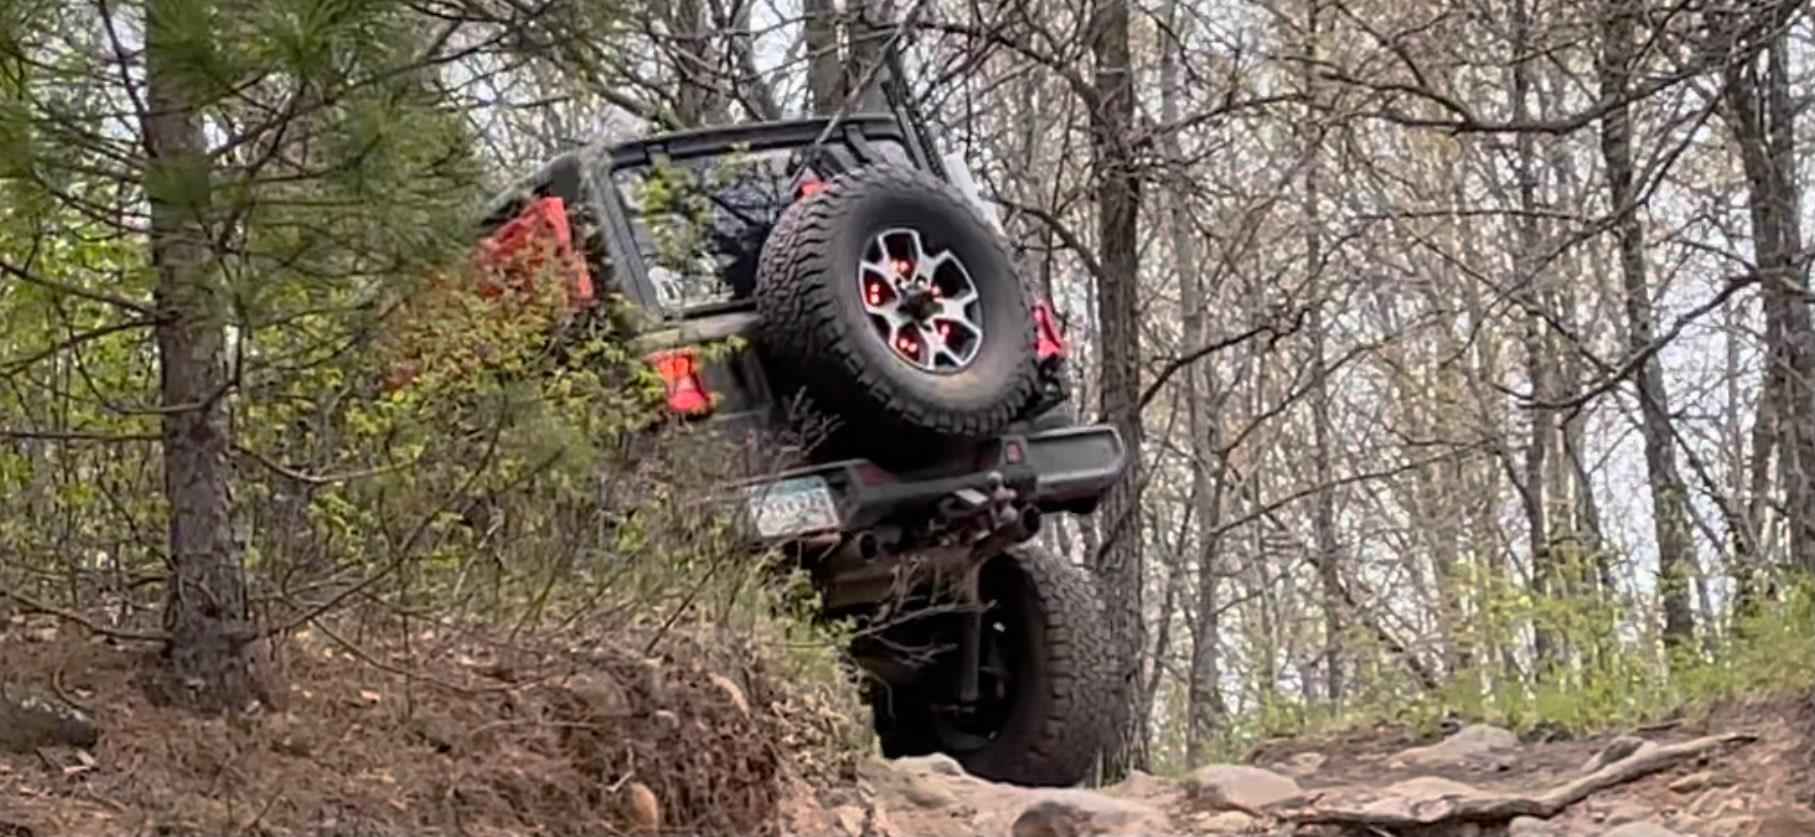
[[727, 423, 1126, 540]]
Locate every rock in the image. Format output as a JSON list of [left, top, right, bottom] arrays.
[[1751, 805, 1815, 837], [1668, 771, 1712, 794], [1687, 789, 1746, 819], [1508, 815, 1562, 836], [861, 754, 968, 816], [1185, 764, 1303, 814], [1281, 751, 1327, 776], [1704, 815, 1759, 836], [1011, 790, 1170, 837], [0, 689, 98, 753], [1601, 823, 1687, 837], [1189, 811, 1260, 832], [1392, 724, 1519, 769], [865, 802, 899, 837], [621, 781, 661, 833], [1104, 770, 1169, 800], [1602, 801, 1654, 826], [1382, 775, 1485, 799], [832, 804, 868, 836], [900, 779, 957, 810], [894, 753, 965, 778], [707, 673, 750, 717]]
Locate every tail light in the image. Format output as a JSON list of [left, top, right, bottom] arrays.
[[1032, 301, 1066, 361], [646, 349, 712, 416]]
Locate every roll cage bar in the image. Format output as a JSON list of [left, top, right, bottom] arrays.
[[474, 14, 956, 323]]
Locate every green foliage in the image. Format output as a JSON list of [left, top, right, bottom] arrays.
[[1231, 555, 1815, 757], [0, 0, 870, 769]]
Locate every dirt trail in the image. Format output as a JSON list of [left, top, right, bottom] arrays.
[[4, 626, 1813, 837], [784, 695, 1815, 837]]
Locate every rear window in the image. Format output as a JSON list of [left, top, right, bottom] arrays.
[[611, 139, 914, 312], [613, 147, 803, 311]]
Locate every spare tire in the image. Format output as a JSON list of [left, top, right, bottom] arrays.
[[754, 165, 1038, 453]]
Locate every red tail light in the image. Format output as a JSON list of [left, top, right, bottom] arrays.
[[646, 349, 712, 416], [1032, 302, 1066, 361], [798, 177, 824, 197]]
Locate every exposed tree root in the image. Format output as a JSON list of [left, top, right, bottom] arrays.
[[1272, 732, 1758, 829]]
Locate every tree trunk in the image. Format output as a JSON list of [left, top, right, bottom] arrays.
[[1597, 0, 1696, 651], [844, 0, 894, 111], [670, 0, 721, 126], [1089, 0, 1145, 778], [1162, 0, 1225, 766], [1300, 0, 1344, 708], [804, 0, 844, 114], [145, 0, 258, 712], [1721, 17, 1809, 579], [1508, 0, 1558, 675]]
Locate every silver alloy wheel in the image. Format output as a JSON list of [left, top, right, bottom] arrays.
[[858, 227, 983, 373]]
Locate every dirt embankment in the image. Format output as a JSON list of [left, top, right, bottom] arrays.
[[1, 622, 861, 837], [4, 622, 1813, 837]]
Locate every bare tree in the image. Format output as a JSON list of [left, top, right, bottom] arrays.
[[1300, 0, 1345, 708], [1597, 0, 1695, 650], [1088, 0, 1146, 775], [1716, 0, 1812, 577]]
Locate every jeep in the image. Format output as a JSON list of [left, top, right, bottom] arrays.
[[452, 52, 1127, 787]]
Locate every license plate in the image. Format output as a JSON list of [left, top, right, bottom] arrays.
[[743, 476, 840, 538]]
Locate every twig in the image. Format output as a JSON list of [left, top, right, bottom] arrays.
[[1136, 308, 1309, 413], [0, 428, 161, 443], [2, 590, 168, 643], [231, 443, 413, 486], [51, 663, 93, 717]]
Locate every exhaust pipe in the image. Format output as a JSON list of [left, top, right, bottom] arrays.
[[835, 531, 882, 563], [1016, 505, 1042, 540]]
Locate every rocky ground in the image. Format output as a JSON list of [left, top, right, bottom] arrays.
[[5, 624, 1813, 836], [784, 695, 1815, 837]]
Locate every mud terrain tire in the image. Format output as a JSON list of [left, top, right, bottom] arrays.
[[868, 544, 1118, 787], [754, 165, 1038, 455]]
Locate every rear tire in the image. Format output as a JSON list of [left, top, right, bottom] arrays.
[[866, 544, 1117, 787]]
